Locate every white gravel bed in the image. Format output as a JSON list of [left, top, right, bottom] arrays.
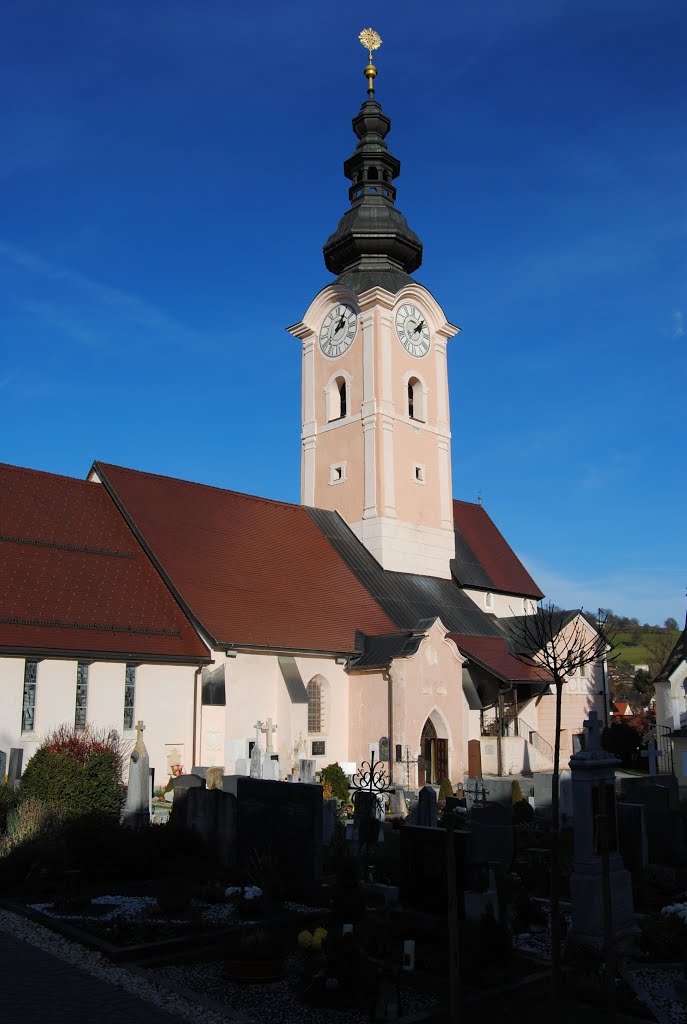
[[621, 964, 687, 1024], [150, 953, 439, 1024], [0, 907, 243, 1023]]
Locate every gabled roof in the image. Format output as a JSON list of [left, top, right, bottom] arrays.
[[452, 500, 544, 599], [449, 634, 551, 684], [0, 463, 209, 662], [94, 462, 398, 654]]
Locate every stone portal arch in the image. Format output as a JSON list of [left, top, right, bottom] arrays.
[[418, 708, 449, 786]]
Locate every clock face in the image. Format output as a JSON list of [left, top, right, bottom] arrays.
[[319, 303, 358, 358], [395, 303, 430, 357]]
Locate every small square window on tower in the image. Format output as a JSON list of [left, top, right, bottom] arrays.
[[412, 463, 425, 484], [329, 462, 346, 485]]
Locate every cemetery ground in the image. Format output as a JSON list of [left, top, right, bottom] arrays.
[[2, 747, 687, 1021]]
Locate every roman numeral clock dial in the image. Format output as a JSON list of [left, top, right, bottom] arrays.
[[396, 304, 430, 357], [319, 303, 358, 358]]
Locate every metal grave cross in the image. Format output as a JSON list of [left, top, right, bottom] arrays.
[[466, 778, 489, 807], [641, 737, 664, 777]]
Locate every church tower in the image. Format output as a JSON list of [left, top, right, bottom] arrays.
[[288, 32, 459, 579]]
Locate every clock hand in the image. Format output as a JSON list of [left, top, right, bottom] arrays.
[[412, 319, 425, 336], [334, 314, 346, 333]]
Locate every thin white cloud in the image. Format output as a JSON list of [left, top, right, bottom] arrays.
[[519, 554, 684, 625], [0, 240, 211, 353]]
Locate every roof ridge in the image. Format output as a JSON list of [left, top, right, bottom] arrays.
[[95, 461, 307, 515], [0, 462, 97, 488]]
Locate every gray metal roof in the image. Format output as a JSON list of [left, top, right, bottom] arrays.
[[450, 527, 492, 589], [655, 627, 686, 682], [349, 630, 424, 669], [307, 507, 505, 638]]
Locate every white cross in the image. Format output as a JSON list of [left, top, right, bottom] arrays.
[[253, 720, 263, 748], [135, 720, 145, 743], [261, 718, 277, 753], [641, 738, 664, 777], [584, 711, 603, 752]]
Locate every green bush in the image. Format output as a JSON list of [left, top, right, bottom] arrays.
[[0, 785, 18, 835], [438, 778, 454, 804], [19, 724, 125, 821], [320, 763, 351, 803]]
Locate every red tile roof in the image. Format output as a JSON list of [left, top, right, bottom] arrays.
[[95, 463, 398, 653], [449, 633, 551, 683], [0, 463, 209, 662], [453, 500, 544, 599]]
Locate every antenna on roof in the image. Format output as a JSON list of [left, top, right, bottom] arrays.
[[477, 491, 483, 506]]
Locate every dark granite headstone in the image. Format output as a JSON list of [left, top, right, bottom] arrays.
[[222, 775, 322, 882], [416, 785, 438, 827], [353, 790, 381, 845], [617, 802, 648, 886], [400, 825, 470, 915], [469, 804, 515, 872], [170, 773, 205, 829], [617, 779, 684, 865], [322, 798, 337, 846], [0, 749, 6, 784], [8, 748, 23, 790]]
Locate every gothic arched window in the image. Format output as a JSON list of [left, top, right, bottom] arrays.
[[307, 676, 323, 733]]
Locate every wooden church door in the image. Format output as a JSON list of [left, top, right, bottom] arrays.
[[419, 718, 438, 786]]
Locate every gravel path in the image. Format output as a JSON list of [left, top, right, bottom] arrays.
[[0, 907, 242, 1024]]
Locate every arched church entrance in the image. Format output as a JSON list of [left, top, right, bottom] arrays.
[[418, 713, 449, 786]]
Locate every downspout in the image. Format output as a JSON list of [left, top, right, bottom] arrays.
[[385, 666, 394, 785], [192, 665, 203, 769]]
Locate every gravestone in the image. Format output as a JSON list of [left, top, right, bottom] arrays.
[[389, 787, 408, 817], [121, 721, 151, 829], [400, 825, 470, 915], [185, 786, 237, 869], [263, 754, 281, 781], [250, 721, 263, 778], [617, 777, 683, 865], [0, 749, 7, 784], [353, 790, 381, 846], [222, 775, 323, 882], [322, 798, 337, 846], [416, 785, 438, 827], [170, 773, 206, 829], [469, 804, 515, 872], [7, 748, 23, 790], [568, 711, 635, 951], [617, 803, 648, 890], [299, 758, 316, 784]]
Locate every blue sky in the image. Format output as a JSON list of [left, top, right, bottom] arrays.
[[1, 0, 685, 624]]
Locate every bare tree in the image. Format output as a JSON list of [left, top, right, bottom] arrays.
[[507, 602, 616, 1000]]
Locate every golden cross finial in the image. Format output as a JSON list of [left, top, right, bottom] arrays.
[[359, 27, 382, 94]]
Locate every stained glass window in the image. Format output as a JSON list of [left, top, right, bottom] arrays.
[[75, 662, 89, 731], [124, 664, 136, 731], [22, 661, 38, 733]]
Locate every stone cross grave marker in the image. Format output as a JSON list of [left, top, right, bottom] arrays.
[[641, 737, 663, 777], [261, 718, 277, 754], [122, 719, 151, 828], [583, 710, 603, 752], [250, 721, 263, 778]]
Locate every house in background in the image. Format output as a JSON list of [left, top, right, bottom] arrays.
[[0, 54, 610, 789]]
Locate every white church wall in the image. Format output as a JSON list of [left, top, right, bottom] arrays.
[[1, 656, 30, 766], [463, 588, 537, 618], [130, 663, 195, 785], [223, 652, 280, 773], [0, 656, 197, 788], [295, 655, 350, 770]]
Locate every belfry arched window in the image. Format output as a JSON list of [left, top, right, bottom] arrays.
[[367, 166, 379, 180], [407, 376, 425, 422], [326, 374, 350, 422]]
